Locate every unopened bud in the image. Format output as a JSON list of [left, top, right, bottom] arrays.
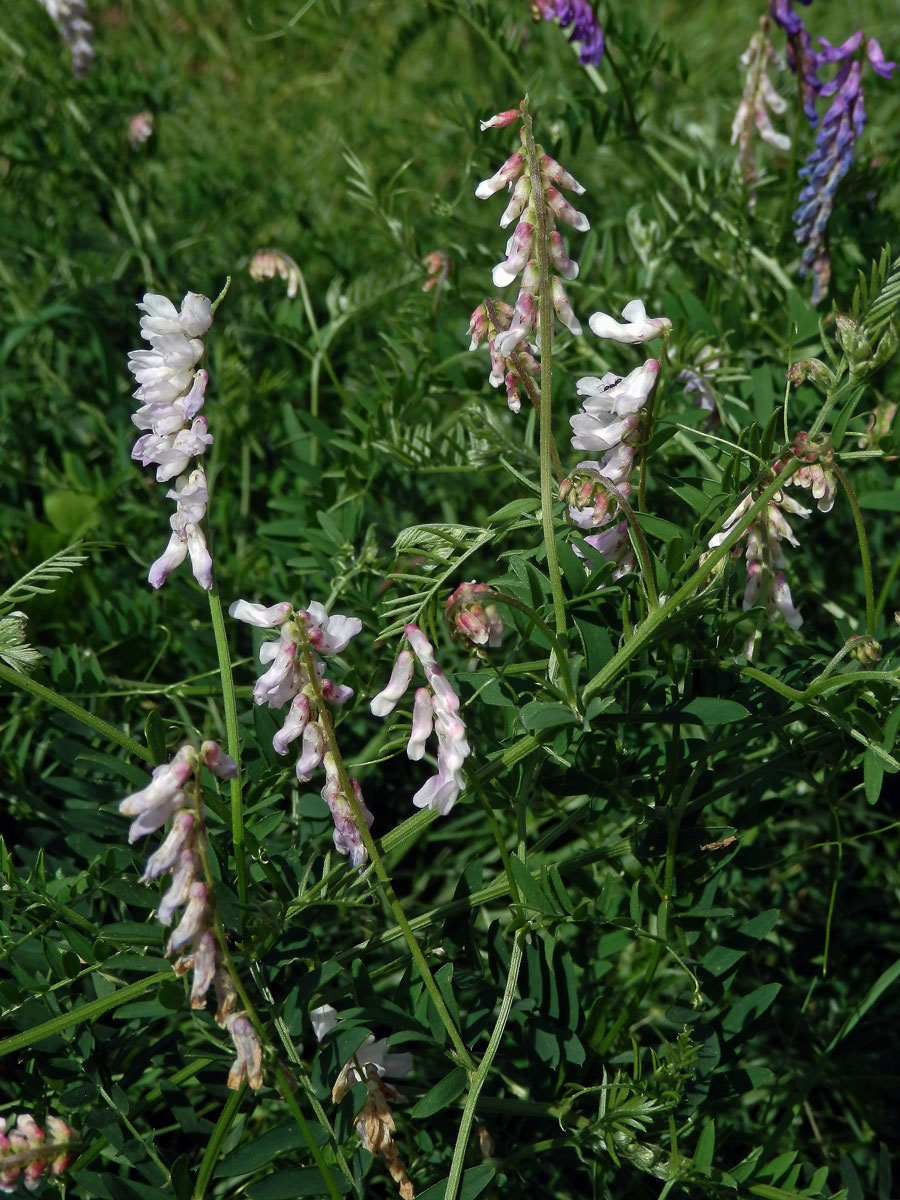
[[835, 314, 873, 367], [849, 636, 882, 664], [445, 581, 504, 650], [787, 358, 834, 389]]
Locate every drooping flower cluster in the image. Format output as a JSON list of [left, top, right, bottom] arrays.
[[249, 248, 301, 299], [119, 741, 263, 1090], [466, 300, 540, 413], [311, 1005, 414, 1200], [731, 17, 790, 203], [792, 35, 896, 303], [561, 300, 669, 577], [229, 599, 372, 866], [127, 291, 215, 590], [776, 431, 837, 512], [532, 1, 605, 67], [709, 485, 809, 629], [36, 0, 93, 78], [370, 624, 470, 816], [469, 104, 588, 411], [769, 0, 821, 124], [0, 1113, 76, 1193], [445, 581, 504, 651]]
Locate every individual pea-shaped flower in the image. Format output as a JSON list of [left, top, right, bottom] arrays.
[[588, 299, 672, 344]]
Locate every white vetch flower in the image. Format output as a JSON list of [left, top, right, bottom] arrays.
[[229, 598, 294, 627], [588, 299, 672, 344], [370, 649, 415, 717]]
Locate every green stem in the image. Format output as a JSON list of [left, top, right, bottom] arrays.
[[207, 586, 247, 910], [444, 930, 526, 1200], [0, 663, 151, 762], [298, 640, 476, 1072], [274, 1066, 345, 1200], [192, 1088, 243, 1200], [583, 477, 659, 611], [832, 464, 875, 635], [582, 459, 801, 704], [490, 591, 579, 710], [521, 98, 569, 651]]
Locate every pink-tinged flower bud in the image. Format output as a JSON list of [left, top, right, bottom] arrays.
[[492, 221, 534, 287], [226, 1013, 264, 1090], [167, 881, 208, 954], [499, 174, 532, 228], [446, 581, 504, 649], [550, 276, 582, 336], [425, 665, 461, 715], [157, 850, 197, 924], [370, 649, 415, 716], [253, 641, 300, 708], [475, 150, 526, 199], [321, 678, 354, 707], [181, 369, 208, 420], [273, 693, 310, 755], [179, 292, 213, 338], [140, 811, 195, 882], [540, 154, 585, 194], [544, 186, 590, 232], [548, 230, 578, 279], [467, 304, 489, 350], [296, 721, 325, 782], [301, 601, 363, 655], [200, 740, 238, 778], [479, 108, 522, 131], [229, 598, 293, 627], [494, 287, 537, 358], [148, 530, 189, 589], [190, 931, 218, 1008], [412, 766, 463, 816], [770, 572, 803, 629], [407, 688, 434, 761], [186, 523, 213, 590], [589, 299, 672, 344], [504, 371, 523, 414], [405, 624, 436, 669], [249, 247, 302, 298]]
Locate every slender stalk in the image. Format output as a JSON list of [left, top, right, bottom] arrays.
[[490, 591, 579, 710], [207, 586, 247, 909], [521, 98, 569, 650], [580, 477, 659, 610], [0, 663, 151, 762], [832, 464, 875, 635], [582, 458, 801, 704], [298, 640, 476, 1071], [444, 930, 526, 1200]]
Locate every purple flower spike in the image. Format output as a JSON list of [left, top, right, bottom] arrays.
[[535, 0, 605, 67]]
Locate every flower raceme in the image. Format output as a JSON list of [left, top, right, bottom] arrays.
[[732, 17, 790, 204], [370, 624, 470, 816], [249, 248, 301, 299], [562, 297, 668, 576], [311, 1005, 415, 1200], [127, 291, 216, 590], [118, 740, 264, 1090], [0, 1112, 76, 1193], [36, 0, 93, 77], [445, 581, 504, 651], [230, 599, 372, 866], [469, 104, 588, 410], [532, 0, 605, 68]]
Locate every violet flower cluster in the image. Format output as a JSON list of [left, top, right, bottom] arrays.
[[792, 34, 896, 302], [229, 599, 372, 867], [0, 1113, 75, 1194], [127, 291, 215, 590], [561, 299, 670, 577], [119, 741, 264, 1090], [468, 104, 588, 412], [311, 1005, 414, 1200], [769, 3, 896, 302], [36, 0, 93, 77], [732, 17, 790, 203], [370, 624, 470, 816], [533, 1, 605, 67], [708, 487, 809, 630]]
